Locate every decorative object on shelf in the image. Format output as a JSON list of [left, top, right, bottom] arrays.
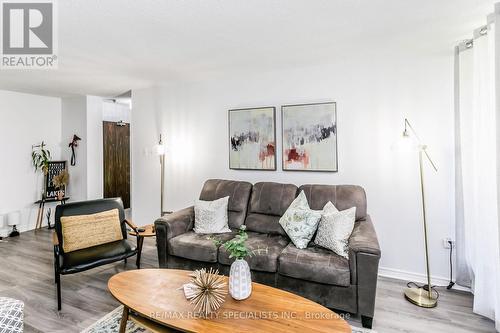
[[213, 225, 267, 300], [7, 211, 21, 237], [394, 118, 438, 308], [31, 141, 51, 174], [229, 107, 276, 170], [282, 102, 338, 172], [184, 268, 226, 317], [155, 134, 166, 216], [52, 169, 69, 200], [45, 161, 67, 199], [68, 135, 81, 166]]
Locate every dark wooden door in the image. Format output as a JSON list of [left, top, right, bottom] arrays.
[[103, 121, 130, 208]]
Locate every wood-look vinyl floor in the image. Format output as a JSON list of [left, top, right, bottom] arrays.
[[0, 229, 495, 333]]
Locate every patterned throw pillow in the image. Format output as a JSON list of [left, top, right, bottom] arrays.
[[314, 201, 356, 259], [279, 191, 322, 249], [194, 196, 231, 234]]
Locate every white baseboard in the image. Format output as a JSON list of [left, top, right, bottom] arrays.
[[378, 266, 471, 292]]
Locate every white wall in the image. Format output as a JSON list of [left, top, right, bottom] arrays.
[[0, 90, 61, 231], [131, 88, 162, 226], [132, 49, 456, 281], [62, 95, 105, 201], [86, 96, 104, 200], [103, 101, 131, 123], [61, 97, 88, 201]]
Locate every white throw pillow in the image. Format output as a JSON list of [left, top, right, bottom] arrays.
[[314, 201, 356, 259], [279, 191, 322, 249], [193, 196, 231, 234]]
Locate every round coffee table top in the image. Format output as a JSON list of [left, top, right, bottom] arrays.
[[108, 269, 351, 333], [128, 224, 155, 237]]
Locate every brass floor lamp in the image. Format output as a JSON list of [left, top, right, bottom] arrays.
[[156, 135, 166, 216], [398, 118, 439, 308]]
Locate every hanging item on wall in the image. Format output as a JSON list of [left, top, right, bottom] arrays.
[[68, 134, 81, 166], [45, 161, 67, 199], [282, 102, 338, 172], [229, 107, 276, 170]]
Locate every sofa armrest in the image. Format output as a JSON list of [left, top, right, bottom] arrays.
[[154, 206, 194, 268], [348, 215, 381, 322], [349, 215, 381, 256]]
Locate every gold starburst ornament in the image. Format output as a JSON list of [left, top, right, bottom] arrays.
[[184, 268, 227, 317]]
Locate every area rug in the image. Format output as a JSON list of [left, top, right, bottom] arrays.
[[81, 306, 376, 333]]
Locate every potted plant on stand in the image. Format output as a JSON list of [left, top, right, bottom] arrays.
[[213, 225, 267, 300], [31, 141, 51, 175]]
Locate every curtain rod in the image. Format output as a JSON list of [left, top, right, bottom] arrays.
[[457, 24, 489, 52]]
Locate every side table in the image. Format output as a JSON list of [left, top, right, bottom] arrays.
[[128, 224, 155, 269]]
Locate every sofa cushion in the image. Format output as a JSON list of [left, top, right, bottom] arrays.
[[314, 203, 356, 259], [194, 196, 231, 234], [169, 231, 235, 263], [278, 191, 322, 249], [60, 239, 136, 274], [199, 179, 252, 229], [246, 182, 298, 235], [60, 208, 123, 253], [299, 184, 367, 221], [218, 232, 289, 272], [278, 244, 351, 287]]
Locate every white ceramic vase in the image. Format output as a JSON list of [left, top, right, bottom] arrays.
[[229, 258, 252, 300]]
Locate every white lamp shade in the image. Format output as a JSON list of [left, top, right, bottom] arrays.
[[0, 215, 5, 228], [155, 143, 166, 156], [7, 211, 20, 226], [391, 133, 418, 152]]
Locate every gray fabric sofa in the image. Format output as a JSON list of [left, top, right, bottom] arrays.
[[155, 179, 381, 328]]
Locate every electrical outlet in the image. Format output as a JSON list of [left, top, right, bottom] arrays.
[[443, 237, 455, 249]]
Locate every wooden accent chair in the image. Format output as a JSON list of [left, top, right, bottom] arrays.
[[53, 198, 139, 310]]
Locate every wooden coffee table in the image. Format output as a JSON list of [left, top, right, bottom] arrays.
[[108, 269, 351, 333]]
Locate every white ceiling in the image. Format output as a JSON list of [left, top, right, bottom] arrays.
[[0, 0, 495, 97]]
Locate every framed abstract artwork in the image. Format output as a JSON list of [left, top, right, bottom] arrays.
[[282, 102, 338, 172], [229, 107, 276, 170]]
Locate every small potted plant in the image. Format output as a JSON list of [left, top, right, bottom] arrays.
[[31, 141, 51, 174], [52, 169, 69, 200], [213, 225, 267, 300]]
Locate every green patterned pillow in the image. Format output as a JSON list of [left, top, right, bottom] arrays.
[[279, 191, 322, 249]]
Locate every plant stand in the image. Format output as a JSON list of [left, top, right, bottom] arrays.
[[34, 197, 69, 230]]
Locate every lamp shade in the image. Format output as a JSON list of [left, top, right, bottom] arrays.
[[155, 143, 166, 156], [7, 211, 20, 226], [392, 131, 418, 152], [0, 215, 5, 228]]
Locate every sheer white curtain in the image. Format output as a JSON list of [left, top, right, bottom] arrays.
[[455, 6, 500, 330]]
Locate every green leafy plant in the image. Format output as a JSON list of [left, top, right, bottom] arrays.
[[31, 141, 51, 174], [212, 225, 267, 260]]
